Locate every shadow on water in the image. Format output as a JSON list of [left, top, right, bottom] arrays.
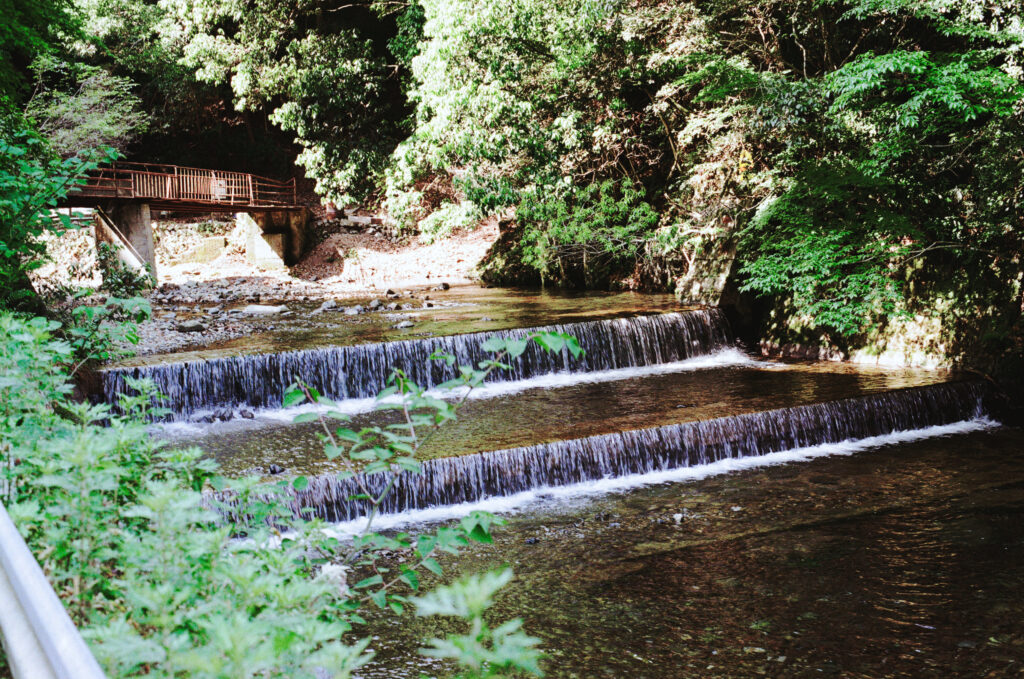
[[357, 426, 1024, 678]]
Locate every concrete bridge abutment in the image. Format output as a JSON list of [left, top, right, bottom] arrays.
[[238, 209, 311, 269], [95, 202, 158, 279]]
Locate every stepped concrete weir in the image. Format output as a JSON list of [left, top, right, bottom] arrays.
[[101, 309, 733, 420], [276, 381, 987, 522]]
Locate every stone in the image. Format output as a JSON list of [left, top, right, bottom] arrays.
[[240, 410, 255, 419], [207, 305, 223, 314], [386, 302, 399, 311], [268, 464, 285, 475], [242, 304, 287, 315], [393, 320, 414, 329], [439, 281, 450, 290], [176, 320, 207, 333], [368, 298, 383, 309], [344, 305, 362, 315], [179, 236, 227, 265], [525, 537, 539, 545]]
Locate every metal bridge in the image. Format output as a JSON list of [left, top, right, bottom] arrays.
[[62, 161, 302, 212], [56, 162, 310, 276]]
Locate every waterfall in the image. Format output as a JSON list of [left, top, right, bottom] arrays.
[[286, 381, 988, 522], [101, 309, 731, 419]]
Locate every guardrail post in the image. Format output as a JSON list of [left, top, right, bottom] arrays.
[[0, 504, 107, 679]]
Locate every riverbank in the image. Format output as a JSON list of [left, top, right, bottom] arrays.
[[36, 214, 501, 355]]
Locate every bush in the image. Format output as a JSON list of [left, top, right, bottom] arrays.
[[96, 242, 155, 298], [517, 178, 659, 286], [1, 313, 574, 677], [0, 115, 113, 312]]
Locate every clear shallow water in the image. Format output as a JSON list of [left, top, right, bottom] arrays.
[[160, 356, 960, 478], [116, 286, 684, 367], [354, 424, 1024, 678], [125, 288, 1016, 676]]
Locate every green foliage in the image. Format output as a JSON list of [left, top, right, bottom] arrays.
[[96, 242, 155, 298], [418, 200, 481, 244], [162, 0, 408, 205], [63, 292, 151, 368], [0, 0, 78, 98], [0, 116, 114, 311], [25, 56, 150, 158], [516, 179, 659, 285], [3, 315, 573, 677], [414, 569, 544, 678]]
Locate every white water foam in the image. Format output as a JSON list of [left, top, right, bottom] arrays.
[[321, 417, 999, 538], [158, 348, 763, 436]]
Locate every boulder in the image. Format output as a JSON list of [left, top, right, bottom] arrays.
[[176, 320, 207, 333]]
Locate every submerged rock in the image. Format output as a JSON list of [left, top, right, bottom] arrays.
[[176, 320, 207, 333]]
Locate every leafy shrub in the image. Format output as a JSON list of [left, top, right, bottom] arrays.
[[418, 200, 481, 244], [96, 242, 155, 298], [25, 56, 150, 159], [517, 179, 659, 285], [0, 115, 113, 312], [2, 313, 578, 677]]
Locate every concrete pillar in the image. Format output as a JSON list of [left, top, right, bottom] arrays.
[[287, 209, 310, 263], [98, 202, 158, 279], [238, 209, 311, 268], [238, 212, 286, 269]]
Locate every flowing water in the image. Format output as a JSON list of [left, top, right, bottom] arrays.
[[91, 292, 1023, 677], [354, 424, 1024, 679], [105, 309, 728, 418]]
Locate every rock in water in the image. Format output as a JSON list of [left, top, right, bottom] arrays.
[[242, 304, 287, 315], [176, 320, 207, 333], [240, 410, 255, 419]]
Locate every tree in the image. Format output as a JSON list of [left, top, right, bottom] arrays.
[[0, 109, 113, 311], [0, 0, 78, 98], [159, 0, 410, 203]]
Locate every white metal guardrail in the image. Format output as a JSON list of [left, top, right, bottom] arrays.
[[0, 503, 107, 679]]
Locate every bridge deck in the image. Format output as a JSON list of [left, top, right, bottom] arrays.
[[62, 162, 302, 212]]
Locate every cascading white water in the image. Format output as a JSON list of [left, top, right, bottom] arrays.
[[100, 309, 732, 420], [285, 381, 989, 522]]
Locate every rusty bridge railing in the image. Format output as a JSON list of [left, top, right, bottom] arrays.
[[69, 162, 298, 209]]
